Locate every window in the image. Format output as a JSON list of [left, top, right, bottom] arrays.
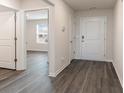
[[36, 23, 48, 44]]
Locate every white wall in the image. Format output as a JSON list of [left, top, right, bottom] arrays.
[[113, 0, 123, 86], [26, 19, 48, 51], [16, 11, 27, 70], [75, 9, 113, 61], [49, 0, 74, 76], [21, 0, 49, 10]]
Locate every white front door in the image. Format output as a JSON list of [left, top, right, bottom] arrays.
[[0, 12, 15, 69], [80, 17, 105, 61]]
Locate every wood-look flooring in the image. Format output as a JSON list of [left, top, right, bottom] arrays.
[[0, 51, 122, 93]]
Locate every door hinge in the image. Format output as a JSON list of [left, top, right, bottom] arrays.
[[70, 41, 73, 43], [14, 37, 17, 40], [14, 58, 17, 62]]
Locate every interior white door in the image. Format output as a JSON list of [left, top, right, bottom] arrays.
[[0, 12, 15, 69], [80, 17, 105, 61]]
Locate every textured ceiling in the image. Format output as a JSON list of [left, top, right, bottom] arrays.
[[64, 0, 117, 10]]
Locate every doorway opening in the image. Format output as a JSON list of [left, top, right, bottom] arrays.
[[25, 9, 49, 74]]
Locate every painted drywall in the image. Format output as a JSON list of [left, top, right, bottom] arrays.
[[51, 0, 74, 76], [65, 0, 116, 10], [26, 19, 48, 51], [16, 11, 27, 70], [113, 0, 123, 86], [21, 0, 49, 10], [75, 9, 113, 61], [0, 0, 20, 10]]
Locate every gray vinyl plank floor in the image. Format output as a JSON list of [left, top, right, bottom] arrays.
[[0, 51, 122, 93]]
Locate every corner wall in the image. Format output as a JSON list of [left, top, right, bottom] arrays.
[[49, 0, 74, 76], [113, 0, 123, 86]]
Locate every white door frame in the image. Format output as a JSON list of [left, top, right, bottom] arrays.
[[78, 16, 107, 61], [16, 6, 56, 76], [69, 15, 74, 62]]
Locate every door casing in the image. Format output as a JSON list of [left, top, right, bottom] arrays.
[[16, 7, 56, 77], [75, 16, 107, 61]]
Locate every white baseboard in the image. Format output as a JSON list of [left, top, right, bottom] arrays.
[[48, 73, 56, 77], [27, 49, 48, 52], [105, 59, 113, 62], [73, 58, 113, 63], [112, 61, 123, 87], [49, 62, 70, 77], [107, 59, 123, 87], [55, 62, 70, 76]]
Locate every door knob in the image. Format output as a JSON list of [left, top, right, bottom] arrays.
[[82, 36, 84, 39]]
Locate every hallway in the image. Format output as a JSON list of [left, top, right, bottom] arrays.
[[0, 51, 122, 93]]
